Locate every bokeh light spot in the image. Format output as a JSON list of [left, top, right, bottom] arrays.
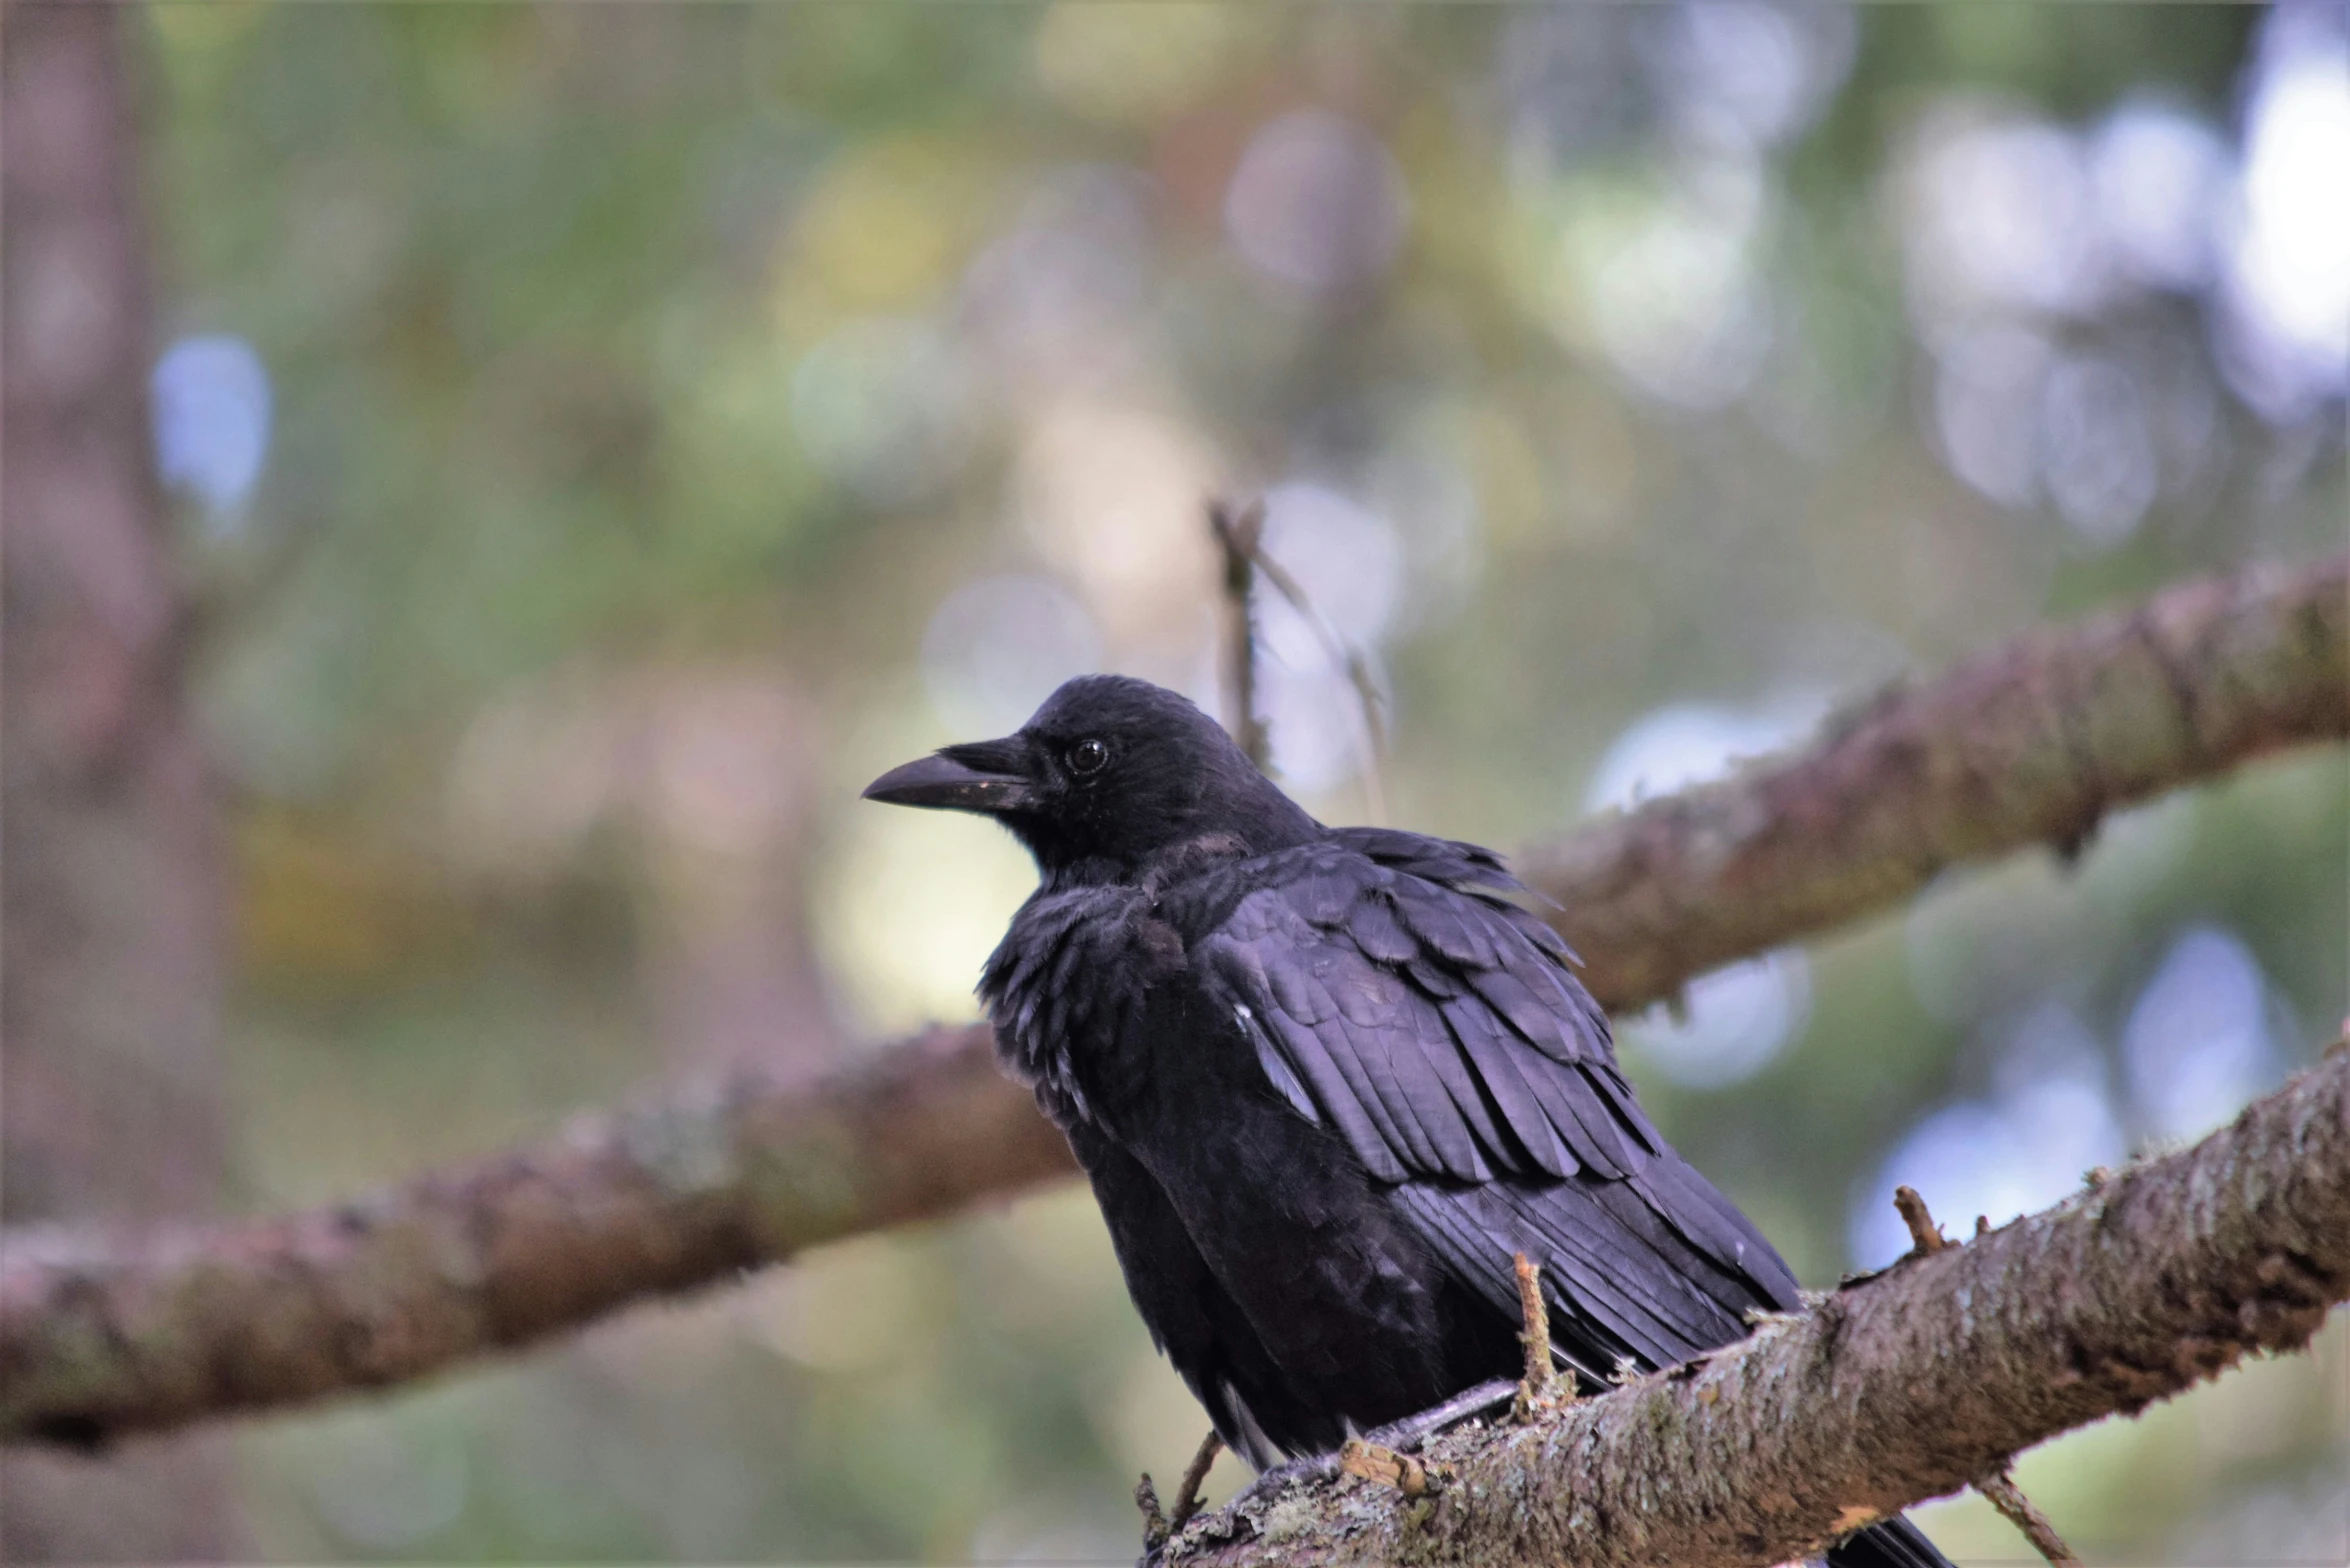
[[2122, 924, 2282, 1143], [2219, 5, 2350, 416], [2090, 100, 2227, 292], [1224, 110, 1408, 292], [1622, 948, 1812, 1089], [817, 803, 1040, 1034], [791, 317, 977, 508], [921, 574, 1103, 737], [152, 333, 272, 524], [1899, 106, 2106, 322], [1642, 0, 1857, 153], [1248, 482, 1402, 795], [1930, 320, 2050, 511], [2038, 353, 2158, 547], [1013, 403, 1221, 640], [1584, 695, 1822, 814]]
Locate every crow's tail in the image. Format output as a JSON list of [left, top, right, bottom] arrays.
[[1827, 1516, 1956, 1568]]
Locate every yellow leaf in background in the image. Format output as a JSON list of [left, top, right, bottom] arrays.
[[146, 0, 263, 58], [1030, 3, 1247, 127], [237, 808, 469, 988], [779, 136, 1002, 325]]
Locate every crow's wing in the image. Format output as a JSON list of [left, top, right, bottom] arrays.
[[1193, 836, 1634, 1184], [1192, 832, 1801, 1374]]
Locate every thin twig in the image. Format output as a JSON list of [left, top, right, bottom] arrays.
[[1169, 1429, 1223, 1531], [1975, 1467, 2083, 1566], [1207, 498, 1270, 774], [1892, 1187, 2077, 1567], [1511, 1251, 1559, 1421], [1205, 493, 1390, 821]]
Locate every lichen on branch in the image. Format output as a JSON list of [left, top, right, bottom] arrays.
[[1530, 554, 2348, 1011], [1164, 1046, 2350, 1568], [0, 1024, 1072, 1446]]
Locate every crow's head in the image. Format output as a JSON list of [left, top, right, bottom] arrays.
[[864, 674, 1317, 880]]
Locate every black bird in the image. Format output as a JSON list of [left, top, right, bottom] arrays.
[[866, 674, 1950, 1568]]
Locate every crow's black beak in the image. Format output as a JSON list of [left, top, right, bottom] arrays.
[[861, 740, 1036, 815]]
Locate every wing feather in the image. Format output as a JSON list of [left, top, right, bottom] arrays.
[[1280, 962, 1437, 1171], [1625, 1156, 1804, 1309], [1435, 993, 1579, 1177], [1203, 842, 1667, 1186], [1323, 1004, 1450, 1176], [1236, 1003, 1322, 1126], [1480, 1181, 1745, 1363], [1395, 988, 1500, 1179], [1261, 1008, 1411, 1181], [1397, 894, 1503, 969], [1345, 892, 1418, 965], [1189, 829, 1807, 1388]]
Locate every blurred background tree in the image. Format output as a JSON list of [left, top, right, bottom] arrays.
[[4, 1, 2343, 1560], [2, 5, 235, 1556]]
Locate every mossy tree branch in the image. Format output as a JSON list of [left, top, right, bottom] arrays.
[[1530, 553, 2348, 1010], [1163, 1044, 2350, 1568], [1, 554, 2342, 1447], [0, 1025, 1068, 1447]]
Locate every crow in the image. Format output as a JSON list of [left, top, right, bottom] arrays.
[[866, 674, 1950, 1568]]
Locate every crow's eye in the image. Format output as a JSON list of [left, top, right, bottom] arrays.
[[1067, 738, 1110, 776]]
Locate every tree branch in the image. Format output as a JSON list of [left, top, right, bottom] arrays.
[[1164, 1044, 2350, 1568], [1, 553, 2341, 1446], [0, 1025, 1071, 1447], [1528, 554, 2348, 1010]]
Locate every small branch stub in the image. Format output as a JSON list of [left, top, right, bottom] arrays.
[[1894, 1184, 1949, 1257], [1142, 1430, 1225, 1550]]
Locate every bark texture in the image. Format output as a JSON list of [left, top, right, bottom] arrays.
[[0, 3, 240, 1553], [1166, 1047, 2350, 1568], [1529, 555, 2349, 1010], [0, 554, 2342, 1447], [0, 1024, 1068, 1446]]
